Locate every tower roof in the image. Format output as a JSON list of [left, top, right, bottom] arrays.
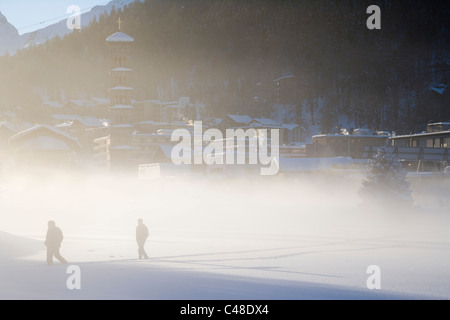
[[106, 32, 134, 43]]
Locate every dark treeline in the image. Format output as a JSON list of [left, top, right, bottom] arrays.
[[1, 0, 449, 134]]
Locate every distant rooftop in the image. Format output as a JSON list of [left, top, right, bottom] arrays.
[[111, 105, 133, 110], [227, 114, 253, 125], [428, 122, 450, 126], [313, 134, 388, 139], [110, 67, 133, 72], [106, 32, 134, 43]]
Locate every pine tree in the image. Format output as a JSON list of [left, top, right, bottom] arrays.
[[359, 146, 412, 206]]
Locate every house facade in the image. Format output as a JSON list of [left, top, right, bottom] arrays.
[[307, 133, 389, 159], [390, 122, 450, 149], [8, 125, 81, 167]]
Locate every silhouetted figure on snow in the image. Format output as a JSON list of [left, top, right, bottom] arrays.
[[45, 220, 68, 265], [136, 218, 149, 260]]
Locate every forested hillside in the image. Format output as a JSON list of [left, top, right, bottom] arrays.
[[1, 0, 449, 134]]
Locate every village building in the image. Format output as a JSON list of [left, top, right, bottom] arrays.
[[390, 122, 450, 149], [8, 125, 81, 167], [0, 122, 34, 151], [220, 114, 253, 130], [93, 135, 110, 170], [90, 24, 304, 173], [220, 114, 305, 145], [387, 122, 450, 172], [93, 24, 210, 172], [104, 29, 136, 171], [54, 116, 109, 159], [133, 97, 205, 124], [306, 130, 390, 159], [131, 121, 205, 165]]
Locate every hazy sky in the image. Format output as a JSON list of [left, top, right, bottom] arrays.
[[1, 0, 109, 34]]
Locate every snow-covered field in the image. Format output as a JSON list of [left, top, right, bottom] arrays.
[[0, 170, 449, 300]]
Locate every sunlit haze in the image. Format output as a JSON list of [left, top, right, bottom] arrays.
[[0, 0, 449, 302]]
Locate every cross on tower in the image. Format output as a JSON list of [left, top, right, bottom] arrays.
[[117, 17, 122, 31]]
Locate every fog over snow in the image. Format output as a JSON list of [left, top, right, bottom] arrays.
[[0, 168, 448, 300]]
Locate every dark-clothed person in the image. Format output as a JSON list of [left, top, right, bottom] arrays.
[[136, 219, 149, 260], [45, 220, 67, 265]]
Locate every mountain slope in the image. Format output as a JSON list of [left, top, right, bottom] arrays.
[[1, 0, 449, 134], [0, 12, 20, 56], [0, 0, 138, 56]]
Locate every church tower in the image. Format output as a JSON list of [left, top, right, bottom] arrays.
[[106, 18, 135, 170]]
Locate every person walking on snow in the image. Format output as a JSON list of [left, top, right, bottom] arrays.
[[45, 220, 68, 265], [136, 218, 149, 260]]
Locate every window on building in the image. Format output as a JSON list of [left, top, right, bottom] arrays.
[[115, 95, 128, 105], [433, 138, 439, 148]]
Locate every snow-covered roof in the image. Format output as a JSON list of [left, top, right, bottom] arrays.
[[44, 101, 63, 108], [52, 114, 81, 121], [428, 122, 450, 126], [160, 101, 179, 106], [273, 74, 296, 82], [111, 105, 133, 109], [110, 67, 133, 72], [252, 118, 281, 126], [133, 99, 163, 104], [282, 124, 302, 131], [430, 84, 447, 95], [111, 124, 134, 128], [9, 125, 81, 151], [137, 120, 155, 125], [227, 114, 253, 125], [106, 32, 134, 43], [55, 122, 72, 128], [53, 116, 106, 128], [67, 99, 96, 107], [109, 86, 133, 91], [10, 125, 67, 140], [391, 131, 450, 139], [110, 145, 134, 150], [73, 116, 108, 128], [313, 134, 387, 139], [91, 97, 110, 104]]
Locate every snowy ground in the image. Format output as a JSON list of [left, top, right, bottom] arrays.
[[0, 170, 449, 300]]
